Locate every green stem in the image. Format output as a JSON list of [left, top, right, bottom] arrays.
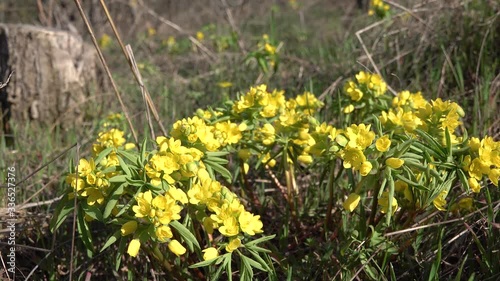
[[324, 160, 337, 233]]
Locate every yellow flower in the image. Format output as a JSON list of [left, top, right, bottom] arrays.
[[348, 88, 363, 102], [155, 225, 173, 242], [264, 43, 276, 55], [147, 27, 156, 37], [203, 247, 219, 260], [343, 104, 354, 114], [378, 192, 398, 214], [468, 177, 481, 193], [219, 217, 240, 237], [433, 190, 448, 211], [386, 158, 404, 169], [375, 136, 391, 152], [450, 197, 474, 213], [355, 71, 370, 84], [298, 154, 313, 165], [343, 193, 361, 212], [98, 33, 112, 49], [468, 158, 487, 180], [226, 237, 241, 253], [218, 81, 233, 88], [66, 174, 85, 192], [359, 161, 373, 176], [196, 31, 204, 41], [127, 239, 141, 257], [121, 221, 138, 236], [238, 211, 264, 235], [168, 239, 187, 256], [341, 147, 366, 170], [77, 158, 94, 177], [488, 168, 500, 186], [133, 191, 153, 218], [260, 123, 276, 145]]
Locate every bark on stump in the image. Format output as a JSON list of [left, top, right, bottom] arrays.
[[0, 23, 102, 134]]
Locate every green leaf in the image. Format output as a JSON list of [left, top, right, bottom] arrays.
[[140, 136, 149, 164], [117, 155, 132, 177], [444, 127, 453, 159], [115, 236, 127, 271], [204, 159, 232, 183], [247, 249, 272, 272], [118, 149, 139, 164], [394, 174, 429, 191], [94, 147, 114, 166], [244, 234, 276, 247], [170, 220, 200, 251], [206, 151, 230, 158], [50, 197, 75, 232], [414, 129, 446, 159], [386, 172, 395, 225], [245, 245, 272, 253], [109, 175, 128, 183], [104, 183, 126, 219], [189, 256, 222, 268], [240, 254, 254, 281], [457, 168, 470, 192], [101, 230, 121, 252], [77, 207, 94, 257], [213, 253, 231, 281], [82, 202, 103, 221]]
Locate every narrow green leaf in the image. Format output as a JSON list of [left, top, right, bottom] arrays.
[[445, 127, 453, 159], [170, 220, 200, 251], [118, 149, 139, 165], [457, 168, 470, 192], [247, 249, 271, 272], [213, 253, 231, 281], [94, 147, 114, 166], [101, 230, 121, 252], [115, 236, 127, 271], [109, 175, 128, 183], [189, 256, 221, 268], [82, 202, 103, 221], [244, 234, 276, 247], [77, 208, 94, 257], [104, 183, 126, 219], [117, 155, 132, 177], [394, 174, 430, 191], [206, 151, 230, 158], [50, 197, 75, 232], [414, 129, 446, 159], [204, 159, 232, 183], [386, 172, 395, 225]]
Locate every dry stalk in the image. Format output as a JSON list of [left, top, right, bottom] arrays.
[[98, 0, 168, 137], [73, 0, 139, 144]]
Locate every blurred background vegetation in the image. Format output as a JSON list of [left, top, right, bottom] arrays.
[[0, 0, 498, 280]]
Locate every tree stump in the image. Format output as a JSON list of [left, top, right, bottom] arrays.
[[0, 23, 102, 134]]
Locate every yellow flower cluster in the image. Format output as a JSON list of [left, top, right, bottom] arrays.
[[380, 91, 464, 142], [369, 0, 390, 18], [187, 168, 264, 252], [65, 158, 110, 206], [343, 71, 387, 114], [463, 136, 500, 191], [66, 118, 135, 207], [125, 189, 188, 257], [333, 124, 375, 176], [232, 84, 286, 118], [190, 178, 263, 252], [171, 116, 245, 152], [145, 136, 204, 186]]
